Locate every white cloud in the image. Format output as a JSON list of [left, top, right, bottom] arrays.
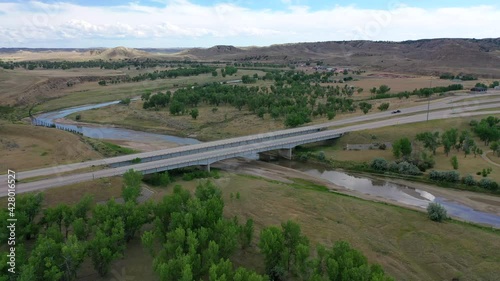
[[0, 1, 498, 47]]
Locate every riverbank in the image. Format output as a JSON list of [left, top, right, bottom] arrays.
[[214, 158, 500, 228]]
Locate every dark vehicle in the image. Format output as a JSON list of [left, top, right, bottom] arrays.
[[391, 110, 401, 114]]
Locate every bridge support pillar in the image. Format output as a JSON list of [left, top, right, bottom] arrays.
[[202, 164, 211, 172], [278, 148, 293, 160]]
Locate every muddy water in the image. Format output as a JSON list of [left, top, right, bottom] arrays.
[[276, 160, 500, 228], [36, 101, 200, 145]]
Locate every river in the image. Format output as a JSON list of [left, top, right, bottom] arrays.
[[35, 101, 500, 228], [35, 101, 200, 145], [276, 160, 500, 228]]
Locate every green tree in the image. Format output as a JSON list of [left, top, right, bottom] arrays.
[[73, 194, 93, 221], [27, 236, 64, 281], [427, 203, 448, 222], [358, 102, 372, 114], [416, 131, 441, 155], [122, 169, 143, 203], [441, 128, 458, 156], [450, 156, 459, 170], [259, 226, 286, 280], [393, 138, 412, 158], [190, 108, 199, 120], [241, 219, 254, 249], [377, 103, 390, 111], [377, 85, 391, 95], [17, 193, 44, 240], [88, 219, 125, 276], [61, 235, 87, 281]]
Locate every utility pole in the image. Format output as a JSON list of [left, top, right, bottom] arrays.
[[426, 78, 432, 121]]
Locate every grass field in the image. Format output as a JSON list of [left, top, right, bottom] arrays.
[[35, 69, 268, 112], [12, 172, 499, 281], [0, 122, 103, 172], [347, 72, 491, 98], [306, 115, 500, 182]]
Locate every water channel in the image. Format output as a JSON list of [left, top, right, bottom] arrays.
[[35, 101, 200, 145], [276, 160, 500, 228], [35, 101, 500, 228]]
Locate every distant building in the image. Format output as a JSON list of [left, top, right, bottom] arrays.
[[471, 87, 487, 92]]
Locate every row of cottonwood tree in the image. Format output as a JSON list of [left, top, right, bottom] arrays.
[[0, 169, 393, 281]]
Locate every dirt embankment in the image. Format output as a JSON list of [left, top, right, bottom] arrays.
[[14, 75, 128, 107], [214, 158, 500, 218]]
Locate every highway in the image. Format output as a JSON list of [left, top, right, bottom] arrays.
[[3, 100, 499, 197], [2, 93, 499, 183]]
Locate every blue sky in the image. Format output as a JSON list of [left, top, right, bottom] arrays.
[[0, 0, 498, 48]]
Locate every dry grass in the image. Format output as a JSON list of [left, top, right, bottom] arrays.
[[346, 72, 491, 98], [486, 152, 500, 165], [0, 122, 102, 172], [4, 170, 499, 281], [67, 99, 285, 141], [157, 174, 500, 281], [36, 69, 267, 112]]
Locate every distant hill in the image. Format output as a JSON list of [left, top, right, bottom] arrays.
[[184, 38, 500, 77], [88, 46, 151, 59], [1, 39, 499, 76]]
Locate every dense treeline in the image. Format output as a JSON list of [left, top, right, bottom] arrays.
[[128, 65, 216, 82], [368, 117, 500, 192], [370, 84, 464, 100], [0, 58, 294, 71], [0, 170, 393, 281], [0, 58, 217, 70], [439, 73, 477, 81], [142, 70, 361, 127]]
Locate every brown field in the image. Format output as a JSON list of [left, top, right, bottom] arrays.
[[0, 122, 102, 172], [348, 72, 490, 97], [35, 69, 268, 112]]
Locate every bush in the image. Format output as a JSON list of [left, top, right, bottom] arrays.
[[429, 170, 460, 183], [427, 202, 448, 222], [371, 158, 388, 171], [462, 175, 476, 186], [378, 143, 386, 150], [478, 178, 499, 191], [396, 161, 422, 176], [75, 114, 81, 121], [317, 151, 326, 161], [405, 152, 435, 172], [388, 161, 399, 172], [450, 156, 458, 170]]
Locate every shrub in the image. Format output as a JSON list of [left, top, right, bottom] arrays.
[[396, 161, 422, 176], [478, 178, 499, 191], [427, 202, 448, 222], [406, 152, 435, 172], [462, 175, 476, 186], [317, 151, 326, 161], [378, 143, 386, 150], [388, 161, 399, 172], [450, 156, 459, 170], [429, 170, 460, 183], [371, 158, 388, 171]]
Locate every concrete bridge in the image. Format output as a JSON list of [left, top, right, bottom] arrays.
[[12, 130, 344, 194], [10, 124, 327, 181], [4, 94, 500, 197]]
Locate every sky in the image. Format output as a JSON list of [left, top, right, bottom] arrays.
[[0, 0, 499, 48]]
